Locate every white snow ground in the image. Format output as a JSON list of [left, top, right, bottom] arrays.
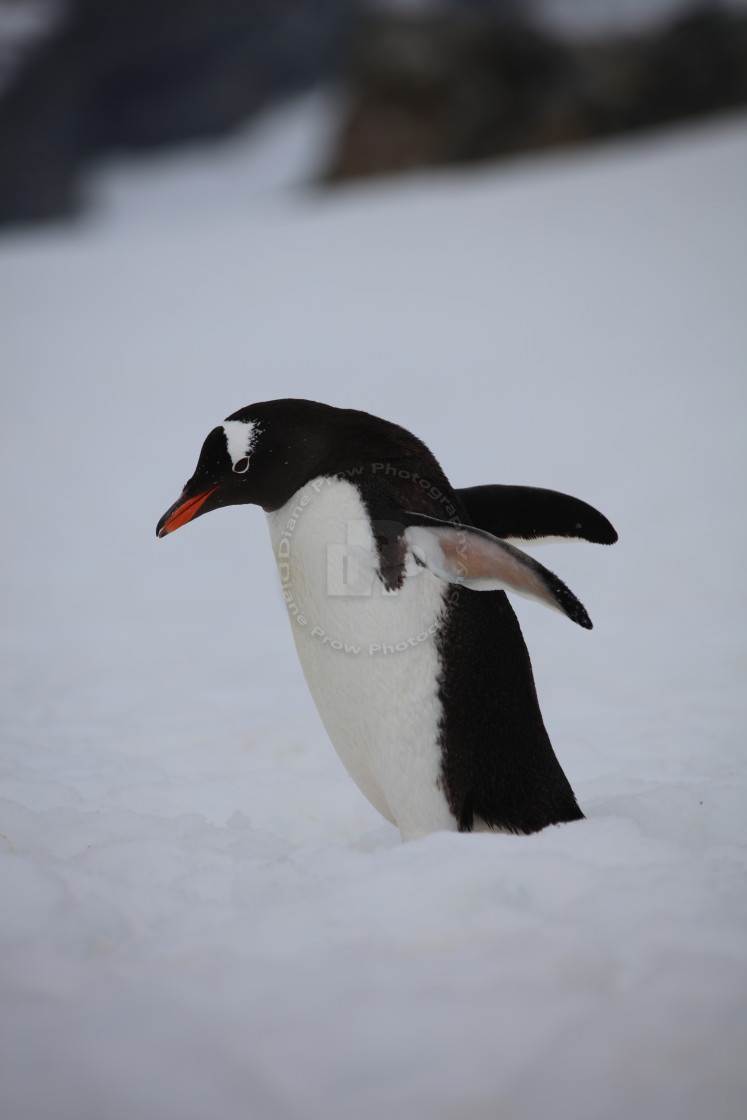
[[1, 111, 746, 1120]]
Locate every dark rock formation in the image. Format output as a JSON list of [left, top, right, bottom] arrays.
[[0, 0, 363, 226], [324, 5, 747, 182], [2, 1, 746, 227]]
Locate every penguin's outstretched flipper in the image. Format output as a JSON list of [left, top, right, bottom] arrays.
[[457, 485, 617, 546], [404, 514, 593, 629]]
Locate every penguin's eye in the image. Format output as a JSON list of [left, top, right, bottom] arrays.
[[233, 457, 250, 474]]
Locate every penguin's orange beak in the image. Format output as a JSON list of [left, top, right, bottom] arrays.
[[156, 486, 219, 538]]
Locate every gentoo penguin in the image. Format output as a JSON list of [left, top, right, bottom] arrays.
[[157, 399, 616, 841]]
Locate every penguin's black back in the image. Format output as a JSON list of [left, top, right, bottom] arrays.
[[435, 584, 584, 833]]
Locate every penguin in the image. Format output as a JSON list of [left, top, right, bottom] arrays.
[[156, 399, 617, 842]]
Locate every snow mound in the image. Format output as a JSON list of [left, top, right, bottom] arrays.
[[1, 113, 746, 1120]]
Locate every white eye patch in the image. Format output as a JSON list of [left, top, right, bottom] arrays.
[[223, 420, 258, 472]]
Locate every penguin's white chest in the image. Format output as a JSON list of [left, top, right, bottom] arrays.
[[266, 477, 456, 840]]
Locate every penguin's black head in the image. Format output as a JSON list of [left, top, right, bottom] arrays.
[[157, 397, 451, 538], [156, 399, 366, 538]]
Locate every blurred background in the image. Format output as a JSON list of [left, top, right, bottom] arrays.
[[1, 0, 746, 226]]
